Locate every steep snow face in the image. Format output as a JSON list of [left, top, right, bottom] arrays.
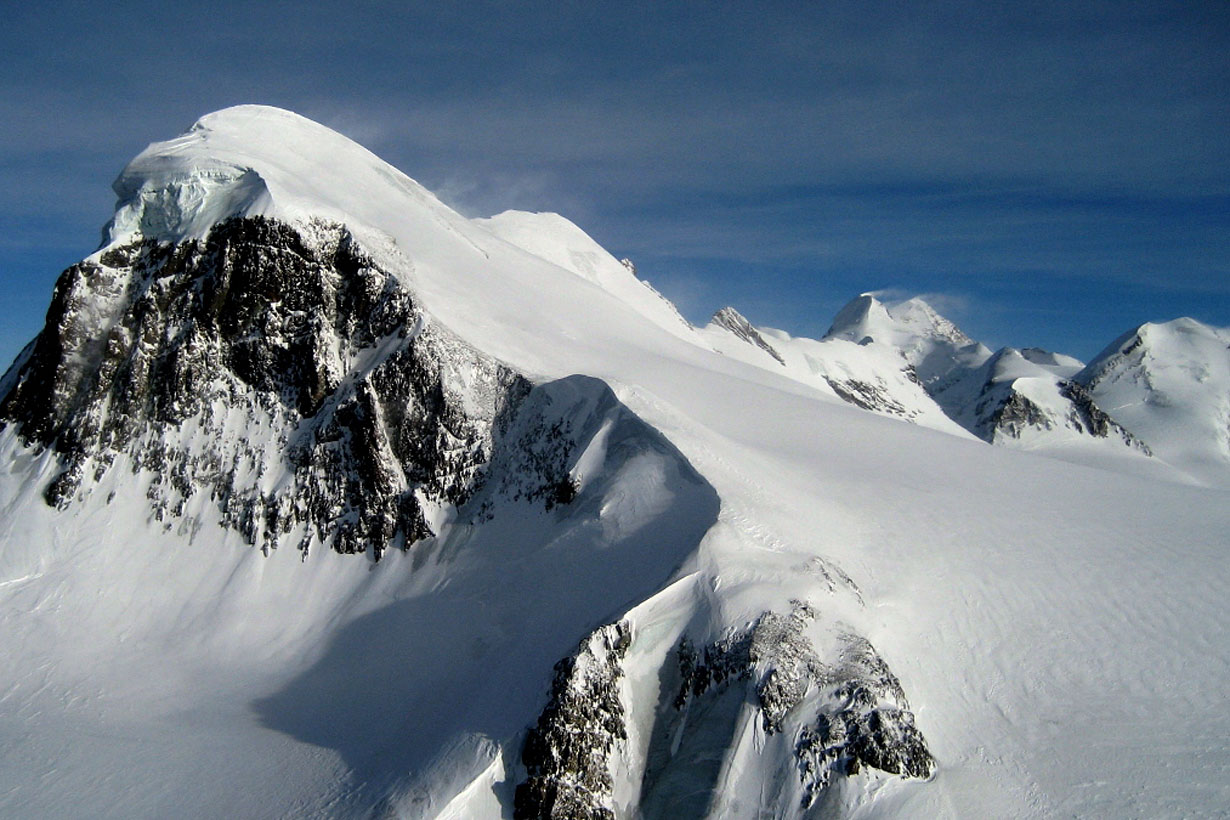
[[110, 105, 468, 252], [1076, 318, 1230, 487], [476, 210, 696, 343], [824, 293, 895, 343]]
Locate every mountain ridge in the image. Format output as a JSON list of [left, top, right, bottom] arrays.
[[713, 289, 1227, 487], [0, 106, 1226, 819]]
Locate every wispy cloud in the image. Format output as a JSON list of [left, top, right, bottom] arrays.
[[0, 0, 1226, 366]]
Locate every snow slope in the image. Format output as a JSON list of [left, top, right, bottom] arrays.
[[1076, 318, 1230, 488], [700, 306, 972, 437], [934, 346, 1168, 481], [1, 106, 1227, 818], [475, 210, 696, 342]]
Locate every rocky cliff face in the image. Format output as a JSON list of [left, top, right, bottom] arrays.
[[711, 306, 786, 365], [823, 372, 923, 421], [1056, 380, 1150, 450], [961, 374, 1149, 451], [517, 621, 633, 820], [0, 216, 556, 558], [635, 602, 932, 815]]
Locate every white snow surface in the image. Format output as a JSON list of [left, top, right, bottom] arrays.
[[2, 106, 1228, 818], [1077, 318, 1230, 488], [936, 347, 1174, 481], [475, 210, 696, 342], [699, 309, 973, 437], [824, 293, 993, 389]]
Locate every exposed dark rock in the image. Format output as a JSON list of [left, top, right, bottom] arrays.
[[675, 602, 824, 734], [671, 603, 932, 808], [795, 634, 933, 807], [0, 216, 572, 558], [964, 374, 1151, 454], [824, 376, 917, 420], [516, 621, 632, 820], [984, 391, 1051, 440], [711, 306, 786, 366], [1059, 380, 1151, 453]]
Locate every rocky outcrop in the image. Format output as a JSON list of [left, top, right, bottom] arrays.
[[983, 391, 1052, 440], [795, 634, 933, 808], [0, 216, 568, 557], [1059, 380, 1151, 452], [959, 373, 1150, 454], [516, 621, 633, 820], [675, 603, 825, 734], [824, 376, 918, 421], [711, 307, 786, 365], [669, 603, 932, 808]]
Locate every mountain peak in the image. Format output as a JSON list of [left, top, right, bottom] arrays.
[[823, 293, 990, 390], [107, 105, 463, 252], [824, 293, 890, 342], [193, 103, 323, 132], [886, 297, 975, 348], [1080, 316, 1224, 384], [1072, 316, 1230, 486], [711, 305, 750, 327]]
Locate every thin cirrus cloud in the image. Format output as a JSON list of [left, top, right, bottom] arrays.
[[0, 0, 1226, 366]]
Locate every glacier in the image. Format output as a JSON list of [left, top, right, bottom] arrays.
[[0, 105, 1227, 818]]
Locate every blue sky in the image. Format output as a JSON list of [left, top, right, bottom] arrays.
[[2, 1, 1226, 368]]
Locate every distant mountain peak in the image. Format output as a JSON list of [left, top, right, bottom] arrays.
[[1074, 316, 1230, 486], [886, 297, 976, 348], [823, 293, 891, 342], [824, 293, 974, 350], [824, 293, 991, 394]]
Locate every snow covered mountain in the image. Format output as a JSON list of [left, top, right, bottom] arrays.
[[700, 305, 970, 436], [823, 293, 993, 393], [0, 106, 1227, 819], [475, 209, 695, 343], [706, 291, 1228, 486], [1074, 318, 1230, 487]]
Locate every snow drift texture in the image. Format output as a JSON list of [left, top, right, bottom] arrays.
[[0, 106, 1227, 819]]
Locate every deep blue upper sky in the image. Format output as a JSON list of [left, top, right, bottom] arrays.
[[2, 1, 1226, 368]]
